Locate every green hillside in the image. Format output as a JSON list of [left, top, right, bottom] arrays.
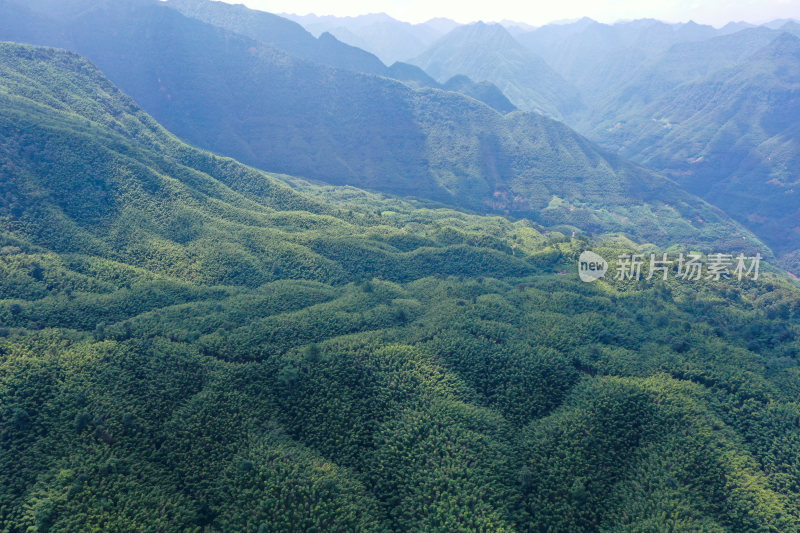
[[587, 33, 800, 274], [3, 41, 800, 532], [0, 0, 766, 254]]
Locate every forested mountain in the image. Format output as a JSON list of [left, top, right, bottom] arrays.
[[162, 0, 389, 75], [5, 0, 494, 108], [162, 0, 514, 112], [586, 32, 800, 274], [160, 0, 513, 110], [514, 18, 800, 112], [458, 17, 800, 275], [0, 0, 762, 252], [3, 40, 800, 532], [410, 22, 584, 120]]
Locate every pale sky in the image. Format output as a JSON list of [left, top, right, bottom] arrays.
[[219, 0, 800, 26]]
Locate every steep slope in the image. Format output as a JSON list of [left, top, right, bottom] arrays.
[[382, 62, 516, 112], [10, 0, 390, 77], [4, 42, 800, 532], [442, 74, 517, 114], [156, 0, 514, 111], [587, 33, 800, 272], [410, 22, 585, 120], [385, 60, 440, 87], [162, 0, 388, 75], [0, 0, 761, 253]]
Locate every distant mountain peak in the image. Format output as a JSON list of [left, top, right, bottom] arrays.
[[780, 21, 800, 34], [761, 31, 800, 57], [548, 16, 595, 27], [614, 18, 662, 28], [448, 21, 518, 45], [421, 17, 460, 34], [720, 21, 756, 33], [500, 19, 537, 32], [410, 17, 584, 119], [425, 17, 458, 24], [764, 18, 800, 30]]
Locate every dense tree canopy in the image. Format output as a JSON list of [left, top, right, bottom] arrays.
[[1, 41, 800, 532]]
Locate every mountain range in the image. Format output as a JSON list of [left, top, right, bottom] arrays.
[[282, 12, 453, 65], [3, 38, 800, 531], [0, 0, 764, 253], [162, 0, 516, 113], [587, 33, 800, 273], [332, 12, 800, 274], [3, 1, 800, 530], [515, 18, 723, 107]]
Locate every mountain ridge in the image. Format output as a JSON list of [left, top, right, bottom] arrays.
[[160, 0, 515, 110], [585, 32, 800, 273], [411, 21, 585, 120], [0, 0, 766, 255]]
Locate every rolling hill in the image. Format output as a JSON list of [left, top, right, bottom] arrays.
[[3, 40, 800, 532]]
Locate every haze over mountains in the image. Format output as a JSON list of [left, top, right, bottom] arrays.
[[282, 12, 453, 65], [1, 0, 764, 253], [3, 36, 800, 533], [0, 2, 794, 267], [284, 10, 800, 274], [161, 0, 515, 113], [589, 33, 800, 270], [4, 0, 800, 531], [409, 22, 585, 120]]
